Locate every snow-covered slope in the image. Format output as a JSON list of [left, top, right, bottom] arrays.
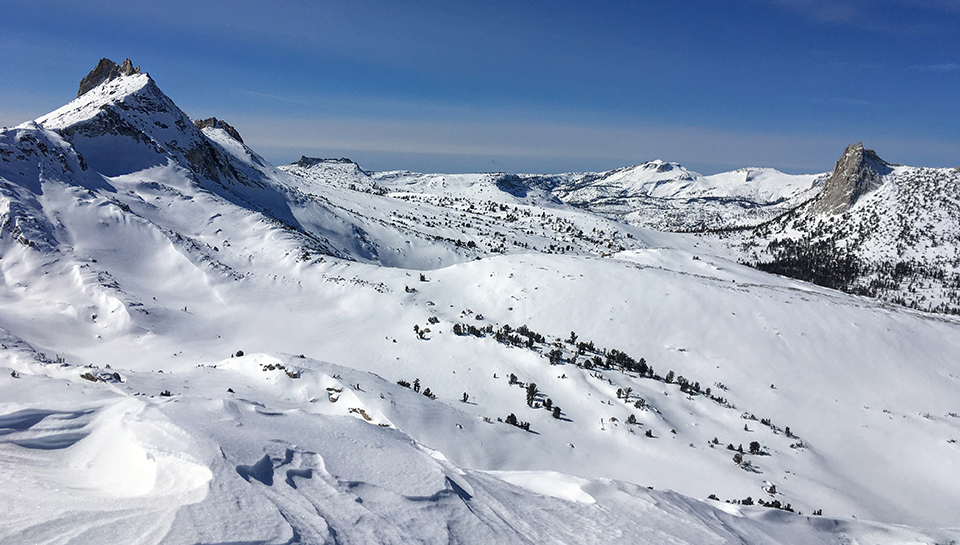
[[1, 59, 959, 544]]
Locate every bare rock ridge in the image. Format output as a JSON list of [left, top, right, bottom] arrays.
[[77, 58, 141, 97], [811, 142, 891, 215], [295, 156, 356, 167], [194, 118, 244, 144]]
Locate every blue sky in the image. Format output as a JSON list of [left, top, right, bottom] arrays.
[[1, 0, 957, 174]]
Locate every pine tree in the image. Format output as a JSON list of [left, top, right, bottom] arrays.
[[525, 383, 538, 407], [547, 348, 563, 365]]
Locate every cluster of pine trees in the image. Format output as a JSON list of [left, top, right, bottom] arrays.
[[396, 378, 436, 399], [452, 322, 731, 410]]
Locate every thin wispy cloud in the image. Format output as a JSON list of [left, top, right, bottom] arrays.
[[236, 89, 312, 106], [910, 63, 960, 73], [754, 0, 861, 24], [755, 0, 960, 33], [834, 97, 886, 108]]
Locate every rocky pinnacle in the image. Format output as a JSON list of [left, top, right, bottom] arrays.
[[811, 142, 890, 215], [193, 118, 244, 144], [77, 58, 142, 97]]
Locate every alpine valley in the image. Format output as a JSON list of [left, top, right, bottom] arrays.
[[2, 59, 959, 544]]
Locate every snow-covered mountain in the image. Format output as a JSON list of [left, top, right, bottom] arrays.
[[540, 141, 960, 315], [2, 59, 960, 544], [483, 161, 825, 232], [713, 142, 960, 314]]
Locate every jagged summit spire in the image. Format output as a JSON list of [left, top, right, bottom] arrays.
[[194, 118, 244, 144], [77, 58, 142, 97], [811, 142, 891, 215]]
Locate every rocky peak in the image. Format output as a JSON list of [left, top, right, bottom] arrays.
[[77, 58, 142, 97], [193, 118, 244, 144], [811, 142, 891, 215]]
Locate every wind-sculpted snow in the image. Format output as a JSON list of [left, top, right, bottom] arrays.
[[4, 353, 958, 544], [1, 60, 960, 543]]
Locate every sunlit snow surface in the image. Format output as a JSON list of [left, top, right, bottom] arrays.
[[1, 71, 959, 544]]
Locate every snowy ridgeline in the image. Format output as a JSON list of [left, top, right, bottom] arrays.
[[1, 59, 960, 544]]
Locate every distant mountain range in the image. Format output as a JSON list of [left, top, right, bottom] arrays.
[[280, 133, 960, 314]]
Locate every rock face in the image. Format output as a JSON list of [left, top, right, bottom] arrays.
[[811, 142, 891, 215], [77, 58, 141, 97], [193, 117, 244, 144], [295, 156, 355, 167]]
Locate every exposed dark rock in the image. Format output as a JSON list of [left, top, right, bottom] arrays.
[[118, 58, 139, 76], [495, 173, 562, 201], [77, 58, 141, 97], [60, 106, 158, 148], [295, 156, 355, 167], [193, 118, 244, 144], [811, 142, 891, 215]]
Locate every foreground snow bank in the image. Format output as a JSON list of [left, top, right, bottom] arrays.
[[3, 353, 958, 544]]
